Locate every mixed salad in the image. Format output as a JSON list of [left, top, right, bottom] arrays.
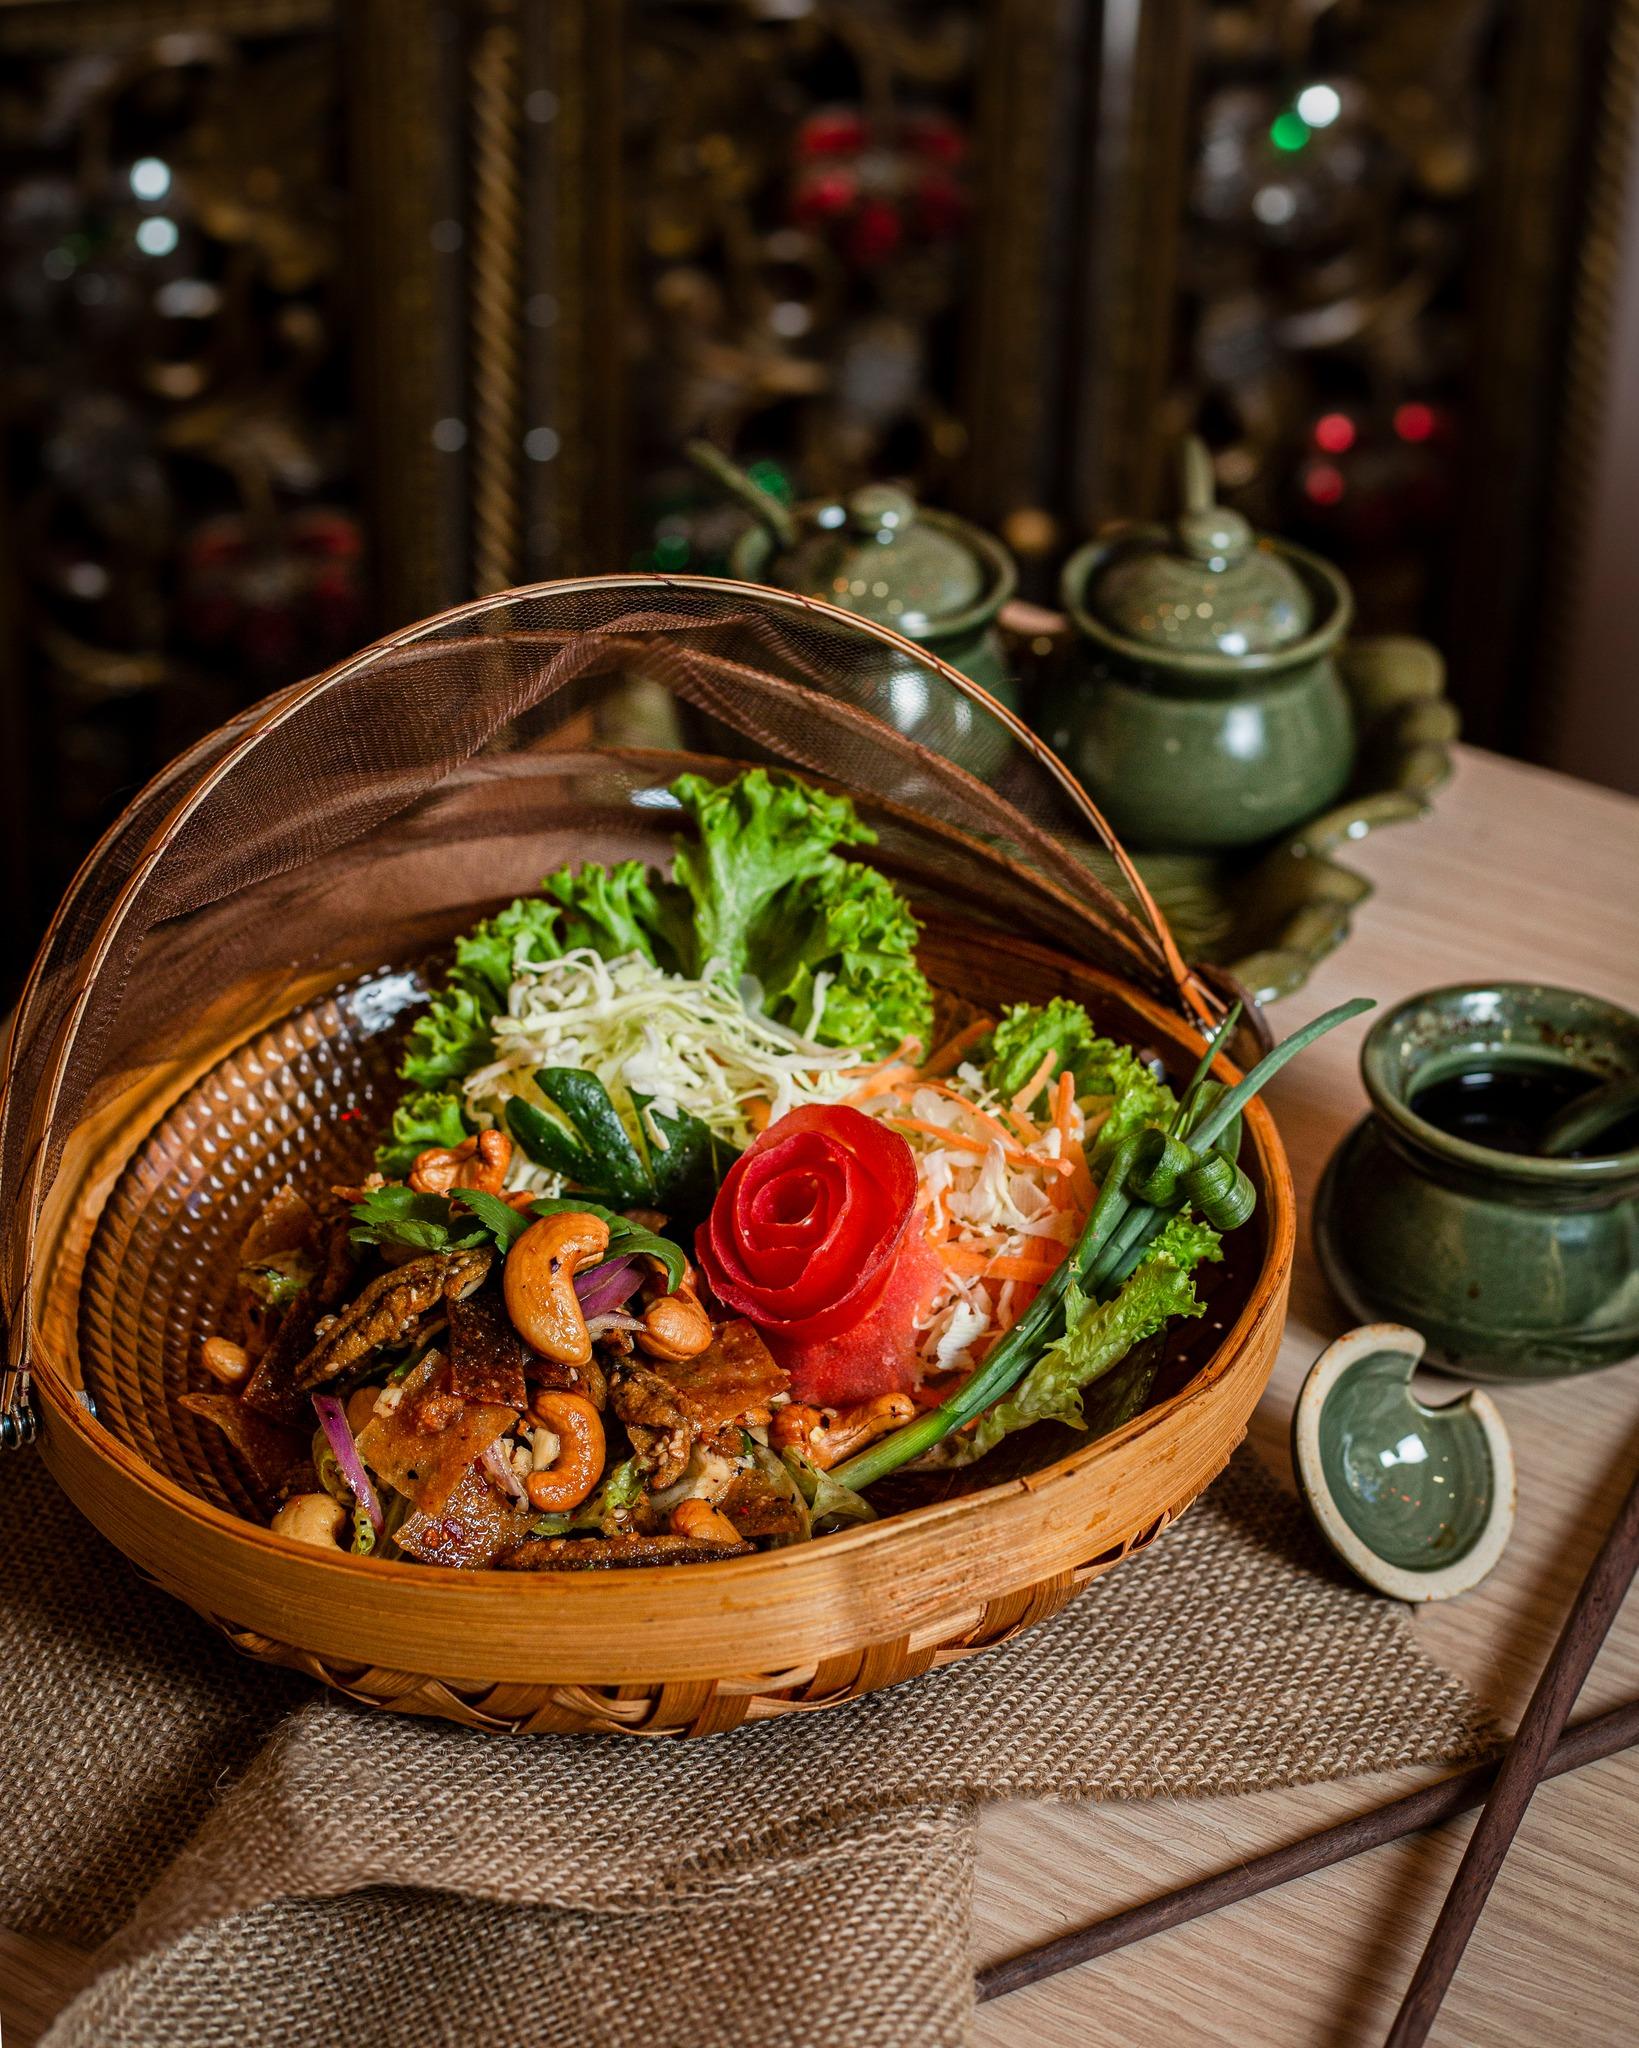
[[186, 769, 1363, 1568]]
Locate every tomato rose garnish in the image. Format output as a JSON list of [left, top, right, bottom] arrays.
[[695, 1104, 918, 1345]]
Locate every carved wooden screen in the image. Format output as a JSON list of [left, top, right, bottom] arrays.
[[2, 0, 1634, 994]]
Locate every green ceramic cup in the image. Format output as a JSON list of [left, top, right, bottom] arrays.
[[1315, 983, 1639, 1380]]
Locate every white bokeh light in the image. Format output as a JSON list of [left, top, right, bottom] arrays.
[[130, 157, 172, 200], [135, 216, 179, 257], [1296, 83, 1342, 128]]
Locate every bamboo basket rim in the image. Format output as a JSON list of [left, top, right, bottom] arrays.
[[30, 933, 1293, 1606]]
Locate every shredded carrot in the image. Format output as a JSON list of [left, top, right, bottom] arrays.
[[920, 1016, 993, 1077], [1050, 1140, 1095, 1215], [1072, 1162, 1097, 1214], [915, 1081, 1035, 1150], [1053, 1069, 1076, 1149], [843, 1065, 920, 1105], [885, 1116, 1041, 1170], [746, 1096, 771, 1133], [1011, 1050, 1058, 1115], [936, 1243, 1067, 1282], [998, 1278, 1043, 1330], [1003, 1103, 1044, 1146], [841, 1037, 924, 1081]]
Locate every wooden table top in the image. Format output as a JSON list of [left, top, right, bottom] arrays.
[[4, 744, 1636, 2047], [974, 744, 1639, 2047]]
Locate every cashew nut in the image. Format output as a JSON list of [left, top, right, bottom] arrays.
[[345, 1383, 383, 1434], [769, 1392, 915, 1469], [409, 1129, 513, 1197], [271, 1493, 349, 1548], [503, 1211, 610, 1363], [670, 1498, 743, 1546], [200, 1336, 250, 1386], [522, 1391, 606, 1512], [636, 1283, 714, 1363]]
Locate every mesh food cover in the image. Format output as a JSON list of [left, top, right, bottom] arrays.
[[1, 577, 1221, 1443]]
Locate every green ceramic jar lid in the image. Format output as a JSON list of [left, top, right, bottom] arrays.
[[771, 484, 987, 631], [1087, 439, 1313, 658]]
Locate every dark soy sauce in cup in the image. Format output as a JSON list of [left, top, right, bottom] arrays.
[[1409, 1061, 1629, 1157]]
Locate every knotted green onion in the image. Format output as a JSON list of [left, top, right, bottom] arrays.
[[1178, 1148, 1256, 1230], [1129, 1132, 1194, 1207]]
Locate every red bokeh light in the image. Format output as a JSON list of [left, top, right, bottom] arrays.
[[792, 169, 858, 223], [1313, 411, 1356, 454], [1303, 462, 1346, 507], [1394, 402, 1437, 443], [798, 110, 868, 159], [848, 197, 903, 265]]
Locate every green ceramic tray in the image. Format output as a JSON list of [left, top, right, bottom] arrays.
[[1064, 635, 1457, 1005]]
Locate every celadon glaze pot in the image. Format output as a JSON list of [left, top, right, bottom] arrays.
[[692, 442, 1019, 776], [1315, 984, 1639, 1380], [1051, 438, 1358, 851]]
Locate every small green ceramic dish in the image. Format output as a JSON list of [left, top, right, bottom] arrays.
[[1293, 1323, 1516, 1602]]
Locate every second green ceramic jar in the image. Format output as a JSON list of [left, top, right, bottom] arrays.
[[1049, 439, 1357, 851], [691, 442, 1020, 779]]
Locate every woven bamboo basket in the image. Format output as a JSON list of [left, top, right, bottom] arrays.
[[3, 579, 1293, 1738]]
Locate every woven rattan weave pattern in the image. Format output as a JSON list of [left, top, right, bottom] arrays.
[[78, 973, 408, 1517]]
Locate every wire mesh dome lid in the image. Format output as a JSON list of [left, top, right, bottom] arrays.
[[0, 578, 1289, 1739], [1, 576, 1232, 1438]]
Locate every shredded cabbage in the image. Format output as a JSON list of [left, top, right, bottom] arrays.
[[461, 947, 860, 1186]]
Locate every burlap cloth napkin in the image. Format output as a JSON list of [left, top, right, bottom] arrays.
[[1, 1446, 1493, 2047]]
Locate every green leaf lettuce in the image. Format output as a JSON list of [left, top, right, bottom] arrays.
[[984, 997, 1177, 1162]]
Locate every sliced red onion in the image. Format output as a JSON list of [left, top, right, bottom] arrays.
[[312, 1393, 384, 1535], [585, 1311, 644, 1340], [479, 1436, 527, 1502], [575, 1255, 641, 1320]]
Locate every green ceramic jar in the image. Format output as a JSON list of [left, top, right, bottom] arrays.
[[692, 444, 1020, 777], [1315, 983, 1639, 1381], [1050, 438, 1356, 851]]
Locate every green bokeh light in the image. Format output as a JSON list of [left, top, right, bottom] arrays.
[[744, 458, 795, 504], [1270, 110, 1310, 153]]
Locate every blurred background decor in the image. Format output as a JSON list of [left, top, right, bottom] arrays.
[[3, 0, 1636, 1001]]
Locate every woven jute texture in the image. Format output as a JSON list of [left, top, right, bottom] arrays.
[[1, 1448, 1493, 2048]]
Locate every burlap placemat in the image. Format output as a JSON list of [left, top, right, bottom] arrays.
[[1, 1447, 1493, 2047]]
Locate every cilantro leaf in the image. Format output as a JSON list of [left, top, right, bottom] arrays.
[[347, 1181, 683, 1295], [452, 1189, 534, 1251], [347, 1185, 492, 1255]]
